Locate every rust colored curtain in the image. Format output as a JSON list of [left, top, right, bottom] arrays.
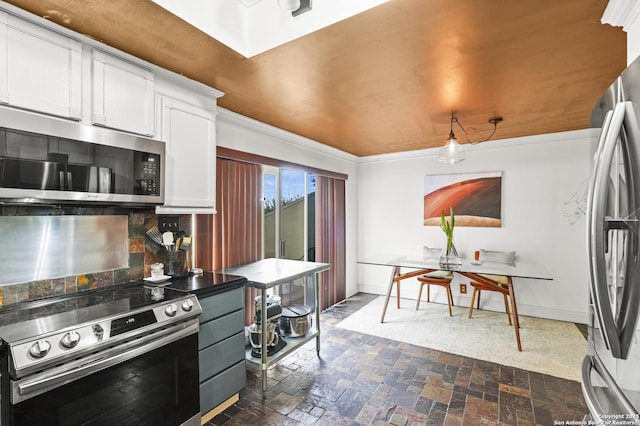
[[315, 176, 346, 310], [195, 158, 262, 325]]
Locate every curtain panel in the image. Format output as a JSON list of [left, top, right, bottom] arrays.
[[315, 176, 346, 310], [195, 158, 262, 325]]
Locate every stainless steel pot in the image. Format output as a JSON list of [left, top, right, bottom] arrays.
[[279, 305, 312, 337]]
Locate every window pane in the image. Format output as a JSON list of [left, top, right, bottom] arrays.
[[263, 172, 276, 259]]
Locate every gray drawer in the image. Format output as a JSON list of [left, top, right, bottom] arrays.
[[199, 287, 243, 323], [199, 309, 244, 350], [200, 361, 246, 415], [199, 331, 245, 382]]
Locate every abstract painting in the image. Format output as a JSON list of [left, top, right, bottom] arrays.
[[424, 172, 502, 227]]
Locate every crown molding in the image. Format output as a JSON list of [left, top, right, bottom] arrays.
[[216, 107, 359, 164], [358, 128, 597, 165], [601, 0, 640, 31]]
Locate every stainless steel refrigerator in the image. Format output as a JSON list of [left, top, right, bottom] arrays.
[[584, 56, 640, 424]]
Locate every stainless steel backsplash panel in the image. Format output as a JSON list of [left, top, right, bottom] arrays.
[[0, 215, 128, 285]]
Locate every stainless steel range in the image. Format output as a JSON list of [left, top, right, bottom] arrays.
[[0, 282, 202, 426]]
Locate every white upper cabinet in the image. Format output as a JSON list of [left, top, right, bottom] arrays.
[[156, 95, 216, 213], [91, 50, 155, 136], [0, 12, 82, 119]]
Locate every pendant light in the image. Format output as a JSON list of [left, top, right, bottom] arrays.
[[438, 114, 503, 165], [439, 117, 465, 164]]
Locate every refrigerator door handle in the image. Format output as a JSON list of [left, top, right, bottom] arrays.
[[588, 101, 627, 357], [581, 354, 640, 422], [582, 355, 606, 425], [618, 101, 640, 358]]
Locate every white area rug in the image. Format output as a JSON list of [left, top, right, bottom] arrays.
[[335, 296, 586, 381]]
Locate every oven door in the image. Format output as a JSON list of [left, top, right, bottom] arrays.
[[7, 332, 200, 426]]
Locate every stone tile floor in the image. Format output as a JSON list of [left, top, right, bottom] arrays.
[[208, 293, 588, 425]]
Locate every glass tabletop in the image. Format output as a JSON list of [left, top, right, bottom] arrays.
[[358, 254, 553, 280]]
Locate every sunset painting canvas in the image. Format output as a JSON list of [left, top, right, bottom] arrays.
[[424, 172, 502, 227]]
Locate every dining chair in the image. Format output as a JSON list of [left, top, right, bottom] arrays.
[[416, 271, 454, 316], [416, 246, 454, 316], [467, 249, 522, 350], [468, 274, 513, 324]]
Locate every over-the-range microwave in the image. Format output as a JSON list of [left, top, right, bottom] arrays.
[[0, 108, 164, 206]]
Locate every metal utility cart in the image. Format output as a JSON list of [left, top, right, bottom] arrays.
[[221, 258, 330, 393]]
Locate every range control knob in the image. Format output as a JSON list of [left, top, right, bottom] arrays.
[[61, 331, 81, 349], [181, 299, 194, 312], [165, 303, 178, 317], [29, 340, 51, 359], [93, 324, 104, 341]]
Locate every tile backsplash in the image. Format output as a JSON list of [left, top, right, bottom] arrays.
[[0, 205, 191, 308]]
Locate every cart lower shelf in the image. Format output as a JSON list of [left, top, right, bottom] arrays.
[[245, 327, 319, 369]]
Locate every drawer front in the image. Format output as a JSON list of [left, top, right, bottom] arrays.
[[199, 331, 245, 382], [199, 309, 244, 350], [200, 361, 246, 415], [199, 287, 243, 323]]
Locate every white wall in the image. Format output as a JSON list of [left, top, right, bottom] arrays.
[[216, 108, 360, 298], [357, 129, 598, 324]]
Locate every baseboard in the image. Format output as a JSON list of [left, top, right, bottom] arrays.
[[201, 394, 239, 424], [358, 283, 588, 324]]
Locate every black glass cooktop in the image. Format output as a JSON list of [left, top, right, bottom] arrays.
[[161, 272, 246, 297], [0, 282, 188, 343]]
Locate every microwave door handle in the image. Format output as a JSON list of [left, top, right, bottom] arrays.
[[58, 170, 65, 191], [588, 100, 627, 358], [67, 171, 73, 191]]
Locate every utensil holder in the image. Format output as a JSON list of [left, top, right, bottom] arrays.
[[164, 251, 189, 277]]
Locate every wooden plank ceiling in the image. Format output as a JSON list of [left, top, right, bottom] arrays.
[[5, 0, 627, 156]]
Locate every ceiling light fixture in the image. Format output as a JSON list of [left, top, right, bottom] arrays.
[[438, 114, 503, 165], [278, 0, 301, 12]]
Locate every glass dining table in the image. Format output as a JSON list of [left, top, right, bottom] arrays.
[[358, 254, 553, 351]]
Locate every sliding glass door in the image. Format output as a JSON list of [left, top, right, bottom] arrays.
[[263, 166, 315, 307]]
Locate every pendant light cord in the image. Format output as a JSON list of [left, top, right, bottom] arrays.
[[451, 115, 503, 145]]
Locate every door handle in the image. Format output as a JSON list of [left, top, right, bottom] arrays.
[[588, 101, 625, 357], [279, 240, 285, 257], [581, 354, 640, 423]]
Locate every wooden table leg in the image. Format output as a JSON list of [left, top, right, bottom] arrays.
[[457, 271, 523, 352], [506, 278, 522, 352], [381, 266, 399, 323]]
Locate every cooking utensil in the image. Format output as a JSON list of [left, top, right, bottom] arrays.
[[175, 231, 185, 252], [146, 226, 163, 245], [179, 236, 191, 251], [162, 231, 174, 250]]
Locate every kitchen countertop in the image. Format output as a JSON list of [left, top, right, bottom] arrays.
[[150, 271, 247, 298]]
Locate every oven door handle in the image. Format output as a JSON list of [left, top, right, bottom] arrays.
[[12, 320, 199, 404]]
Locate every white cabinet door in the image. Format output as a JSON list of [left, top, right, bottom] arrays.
[[92, 50, 154, 136], [0, 12, 82, 119], [157, 96, 216, 213]]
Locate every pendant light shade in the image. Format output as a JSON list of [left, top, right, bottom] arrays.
[[438, 131, 466, 164], [278, 0, 301, 12]]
